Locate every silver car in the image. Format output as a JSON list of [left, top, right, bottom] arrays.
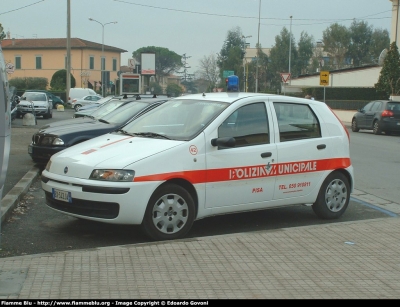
[[17, 91, 53, 119], [71, 94, 103, 111]]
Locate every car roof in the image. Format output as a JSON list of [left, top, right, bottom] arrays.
[[175, 92, 310, 104]]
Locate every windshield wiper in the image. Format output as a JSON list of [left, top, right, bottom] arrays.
[[115, 129, 134, 136], [98, 119, 110, 124], [84, 115, 95, 119], [132, 132, 170, 139]]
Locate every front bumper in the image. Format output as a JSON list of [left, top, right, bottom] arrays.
[[28, 144, 66, 162]]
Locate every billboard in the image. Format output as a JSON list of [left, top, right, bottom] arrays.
[[141, 53, 155, 75]]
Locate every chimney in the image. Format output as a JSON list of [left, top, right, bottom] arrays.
[[6, 31, 10, 39], [12, 38, 15, 46]]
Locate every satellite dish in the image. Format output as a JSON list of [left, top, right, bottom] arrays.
[[378, 49, 388, 66]]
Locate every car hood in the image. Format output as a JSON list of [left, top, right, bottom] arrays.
[[37, 120, 117, 136], [38, 117, 95, 130], [48, 134, 184, 178]]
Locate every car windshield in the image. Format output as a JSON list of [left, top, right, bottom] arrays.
[[90, 99, 132, 119], [120, 99, 228, 141], [23, 93, 47, 101], [100, 101, 156, 124]]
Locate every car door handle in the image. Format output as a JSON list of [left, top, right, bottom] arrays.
[[261, 152, 272, 158], [317, 144, 326, 150]]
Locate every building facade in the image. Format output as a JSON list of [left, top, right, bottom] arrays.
[[1, 38, 127, 92]]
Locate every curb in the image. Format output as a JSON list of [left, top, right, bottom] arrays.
[[0, 166, 41, 223]]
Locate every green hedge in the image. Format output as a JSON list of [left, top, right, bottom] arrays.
[[303, 87, 387, 101]]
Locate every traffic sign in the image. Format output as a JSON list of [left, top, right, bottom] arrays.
[[223, 70, 234, 78], [5, 62, 15, 74], [280, 73, 291, 83], [320, 71, 329, 86]]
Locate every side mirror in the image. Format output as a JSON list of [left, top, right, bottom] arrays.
[[211, 137, 236, 148]]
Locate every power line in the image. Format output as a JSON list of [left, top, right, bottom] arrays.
[[0, 0, 45, 15]]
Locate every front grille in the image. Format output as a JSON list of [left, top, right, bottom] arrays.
[[45, 192, 120, 219]]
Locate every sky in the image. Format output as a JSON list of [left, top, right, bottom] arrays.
[[0, 0, 394, 75]]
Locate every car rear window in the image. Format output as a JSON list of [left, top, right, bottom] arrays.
[[387, 102, 400, 111]]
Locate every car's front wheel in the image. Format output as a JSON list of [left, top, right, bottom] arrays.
[[312, 171, 350, 219], [141, 183, 195, 241], [74, 104, 82, 111], [351, 118, 359, 132]]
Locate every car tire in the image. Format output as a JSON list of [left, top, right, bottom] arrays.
[[74, 104, 82, 111], [312, 171, 350, 220], [373, 120, 382, 135], [351, 118, 359, 132], [141, 183, 195, 241]]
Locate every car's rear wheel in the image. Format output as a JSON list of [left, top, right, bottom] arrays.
[[74, 104, 82, 111], [141, 183, 195, 241], [373, 120, 382, 135], [312, 171, 350, 219], [351, 118, 359, 132]]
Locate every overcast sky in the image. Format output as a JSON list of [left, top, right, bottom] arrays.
[[0, 0, 393, 75]]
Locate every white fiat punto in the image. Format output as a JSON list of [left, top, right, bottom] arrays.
[[41, 92, 354, 241]]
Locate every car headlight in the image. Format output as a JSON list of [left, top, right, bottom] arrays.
[[89, 169, 135, 182], [45, 160, 52, 171], [41, 136, 64, 145]]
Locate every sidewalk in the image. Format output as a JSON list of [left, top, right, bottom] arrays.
[[2, 109, 400, 299]]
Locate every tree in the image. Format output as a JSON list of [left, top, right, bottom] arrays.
[[166, 83, 183, 97], [268, 27, 297, 90], [132, 47, 182, 83], [50, 69, 76, 90], [0, 23, 5, 41], [322, 23, 351, 69], [217, 27, 245, 87], [369, 28, 390, 64], [347, 20, 373, 66], [198, 53, 220, 91], [296, 31, 315, 75], [375, 41, 400, 97]]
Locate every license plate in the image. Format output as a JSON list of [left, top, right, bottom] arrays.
[[52, 188, 72, 203], [28, 145, 33, 154]]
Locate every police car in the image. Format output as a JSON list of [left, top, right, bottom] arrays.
[[41, 82, 354, 241]]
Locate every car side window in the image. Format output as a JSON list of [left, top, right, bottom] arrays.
[[218, 102, 269, 148], [370, 101, 382, 112], [362, 101, 374, 112], [273, 102, 321, 142]]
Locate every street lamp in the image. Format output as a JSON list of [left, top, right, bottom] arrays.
[[288, 16, 292, 86], [242, 35, 252, 92], [255, 0, 261, 93], [88, 18, 117, 97]]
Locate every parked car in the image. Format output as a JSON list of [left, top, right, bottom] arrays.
[[41, 92, 354, 241], [71, 94, 103, 111], [73, 95, 115, 118], [17, 91, 53, 119], [24, 90, 64, 109], [68, 88, 98, 106], [29, 97, 169, 164], [351, 99, 400, 135]]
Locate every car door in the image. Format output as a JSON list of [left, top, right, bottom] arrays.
[[360, 101, 377, 128], [205, 101, 277, 212], [271, 100, 330, 201], [367, 101, 382, 128]]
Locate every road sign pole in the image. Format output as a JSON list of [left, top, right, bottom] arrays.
[[324, 86, 326, 103]]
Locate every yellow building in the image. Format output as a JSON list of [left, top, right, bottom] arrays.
[[1, 38, 127, 91]]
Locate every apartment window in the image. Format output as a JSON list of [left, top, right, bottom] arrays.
[[112, 58, 117, 71], [101, 57, 105, 71], [15, 56, 21, 69], [90, 56, 94, 70], [36, 56, 42, 69]]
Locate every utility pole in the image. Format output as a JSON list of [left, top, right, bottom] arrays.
[[66, 0, 71, 104], [242, 35, 252, 92], [255, 0, 261, 93]]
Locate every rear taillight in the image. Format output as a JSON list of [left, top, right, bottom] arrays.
[[327, 106, 350, 142], [381, 110, 394, 117]]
